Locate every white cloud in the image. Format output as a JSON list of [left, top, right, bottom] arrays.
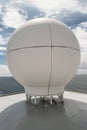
[[14, 0, 87, 15], [1, 0, 87, 28], [0, 36, 4, 45], [80, 48, 87, 68], [2, 7, 26, 28], [0, 46, 6, 55], [79, 22, 87, 28], [0, 35, 9, 46], [0, 35, 6, 46], [34, 0, 77, 12], [0, 52, 4, 55], [77, 1, 87, 13], [0, 64, 12, 77], [0, 28, 3, 32], [72, 22, 87, 69], [0, 46, 6, 51], [33, 0, 87, 17], [73, 22, 87, 47]]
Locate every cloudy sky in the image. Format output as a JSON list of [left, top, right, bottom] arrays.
[[0, 0, 87, 76]]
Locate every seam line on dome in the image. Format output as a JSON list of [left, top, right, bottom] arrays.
[[7, 46, 80, 53], [48, 22, 52, 95]]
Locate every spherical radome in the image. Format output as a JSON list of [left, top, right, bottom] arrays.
[[7, 18, 80, 96]]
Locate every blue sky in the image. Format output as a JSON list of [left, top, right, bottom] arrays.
[[0, 0, 87, 76]]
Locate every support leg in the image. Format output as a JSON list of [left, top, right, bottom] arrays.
[[58, 93, 64, 103], [29, 96, 31, 101], [35, 96, 37, 104], [50, 96, 53, 105], [26, 94, 29, 103]]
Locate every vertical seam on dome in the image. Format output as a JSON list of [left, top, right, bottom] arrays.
[[48, 22, 52, 95]]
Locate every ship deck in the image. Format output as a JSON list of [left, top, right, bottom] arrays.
[[0, 91, 87, 130]]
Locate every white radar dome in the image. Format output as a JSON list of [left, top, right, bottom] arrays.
[[7, 18, 80, 102]]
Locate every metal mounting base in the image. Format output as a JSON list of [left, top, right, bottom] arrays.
[[26, 93, 64, 105]]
